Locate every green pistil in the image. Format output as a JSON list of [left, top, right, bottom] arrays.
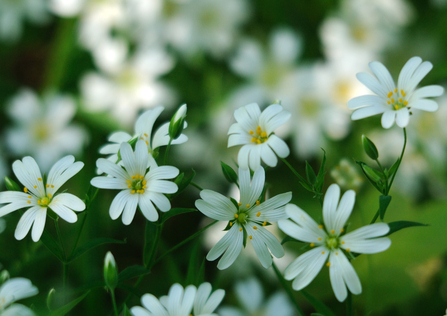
[[326, 236, 339, 250]]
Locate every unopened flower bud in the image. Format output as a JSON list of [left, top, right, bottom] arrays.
[[362, 135, 379, 160], [104, 251, 118, 290], [169, 104, 187, 140]]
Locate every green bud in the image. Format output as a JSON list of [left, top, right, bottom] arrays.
[[104, 251, 118, 290], [4, 176, 21, 191], [0, 270, 9, 284], [221, 162, 238, 185], [169, 104, 187, 140], [362, 135, 379, 160], [46, 288, 55, 311]]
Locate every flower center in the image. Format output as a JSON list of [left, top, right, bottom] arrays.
[[249, 126, 269, 144], [38, 196, 51, 207], [387, 88, 408, 110], [127, 174, 147, 194], [326, 236, 339, 250]]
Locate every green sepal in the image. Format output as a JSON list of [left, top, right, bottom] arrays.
[[281, 235, 300, 245], [362, 135, 379, 160], [379, 195, 392, 221], [221, 161, 239, 186], [48, 291, 90, 316], [68, 238, 126, 263], [4, 176, 21, 191], [355, 161, 384, 193], [242, 228, 248, 248], [230, 197, 239, 210], [223, 221, 233, 231], [168, 116, 186, 140], [305, 161, 317, 186], [385, 221, 428, 236]]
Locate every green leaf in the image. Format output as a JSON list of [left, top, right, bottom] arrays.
[[168, 170, 196, 199], [68, 238, 126, 263], [386, 157, 400, 178], [41, 231, 65, 262], [195, 258, 206, 285], [305, 161, 317, 186], [386, 221, 429, 236], [143, 221, 158, 266], [355, 161, 383, 193], [161, 208, 197, 224], [48, 291, 90, 316], [118, 265, 150, 282], [301, 290, 337, 316], [362, 135, 379, 160], [315, 149, 326, 191], [281, 235, 300, 245], [221, 161, 239, 185], [379, 195, 392, 221], [185, 239, 201, 285], [4, 176, 21, 191]]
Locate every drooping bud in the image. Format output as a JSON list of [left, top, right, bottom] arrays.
[[103, 251, 118, 290], [168, 104, 187, 140], [362, 135, 379, 160]]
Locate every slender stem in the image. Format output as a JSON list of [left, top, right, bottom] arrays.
[[154, 220, 218, 265], [54, 219, 68, 288], [281, 158, 307, 184], [387, 128, 407, 195], [110, 290, 119, 316], [190, 181, 204, 191], [346, 292, 353, 316], [272, 262, 304, 316], [375, 159, 388, 193], [164, 139, 173, 165], [370, 210, 380, 224]]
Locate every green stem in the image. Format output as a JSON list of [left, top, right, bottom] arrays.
[[54, 219, 67, 288], [190, 181, 204, 191], [375, 159, 388, 193], [110, 289, 119, 316], [386, 128, 407, 195], [164, 139, 173, 165], [281, 158, 307, 184], [370, 210, 380, 224], [272, 262, 304, 316], [346, 292, 353, 316]]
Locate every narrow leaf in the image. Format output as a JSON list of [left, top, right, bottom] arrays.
[[305, 161, 317, 186], [315, 149, 326, 191], [301, 290, 337, 316], [161, 208, 197, 224], [143, 221, 158, 266], [221, 161, 239, 185], [41, 231, 65, 262], [386, 221, 428, 236], [185, 239, 201, 285], [118, 265, 150, 282], [379, 195, 392, 221], [68, 238, 126, 263], [48, 291, 90, 316]]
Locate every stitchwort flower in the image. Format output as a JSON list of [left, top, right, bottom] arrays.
[[91, 140, 179, 224], [193, 282, 225, 316], [0, 156, 85, 242], [278, 184, 391, 302], [0, 277, 38, 315], [195, 167, 291, 269], [348, 56, 444, 128], [228, 103, 290, 171]]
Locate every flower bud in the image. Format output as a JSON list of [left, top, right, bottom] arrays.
[[221, 162, 238, 185], [0, 270, 9, 284], [104, 251, 118, 290], [169, 104, 187, 140], [4, 176, 21, 191], [362, 135, 379, 160]]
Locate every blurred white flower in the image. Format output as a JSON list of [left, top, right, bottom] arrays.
[[80, 44, 176, 126], [0, 277, 38, 315], [0, 156, 85, 242], [348, 57, 444, 129], [5, 89, 88, 172], [219, 278, 294, 316], [163, 0, 249, 59], [49, 0, 86, 17], [0, 0, 50, 42], [193, 282, 225, 316]]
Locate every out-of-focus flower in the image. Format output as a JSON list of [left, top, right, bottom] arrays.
[[49, 0, 86, 17], [0, 156, 85, 242], [0, 0, 50, 42], [219, 278, 294, 316], [193, 282, 225, 316], [0, 277, 38, 315], [98, 105, 188, 169], [80, 45, 176, 126], [5, 89, 88, 172], [278, 184, 391, 302], [348, 56, 444, 128], [195, 167, 291, 270], [228, 103, 290, 171], [91, 140, 179, 224], [131, 283, 196, 316], [163, 0, 249, 59], [330, 158, 363, 191]]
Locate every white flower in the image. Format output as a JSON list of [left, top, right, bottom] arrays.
[[0, 277, 38, 315], [91, 140, 179, 224], [98, 106, 188, 170], [348, 56, 444, 129], [5, 89, 88, 172], [278, 184, 391, 302], [195, 167, 291, 270], [228, 103, 290, 171], [218, 278, 294, 316], [0, 156, 85, 242], [193, 282, 225, 316], [131, 283, 196, 316]]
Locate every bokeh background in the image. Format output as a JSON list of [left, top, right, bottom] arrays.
[[0, 0, 447, 315]]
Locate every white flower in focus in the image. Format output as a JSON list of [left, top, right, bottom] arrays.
[[228, 103, 290, 171], [193, 282, 225, 316], [195, 167, 291, 270], [219, 278, 294, 316], [278, 184, 391, 302], [348, 56, 444, 129], [0, 277, 38, 315], [131, 283, 196, 316], [6, 89, 88, 172], [0, 156, 85, 242], [98, 106, 188, 169], [91, 140, 179, 224]]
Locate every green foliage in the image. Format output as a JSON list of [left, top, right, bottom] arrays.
[[221, 161, 239, 186]]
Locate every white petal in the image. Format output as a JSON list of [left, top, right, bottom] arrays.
[[14, 206, 41, 241], [246, 225, 272, 268], [329, 251, 361, 302], [0, 278, 38, 302], [251, 192, 292, 221], [49, 200, 77, 223], [410, 85, 444, 100], [248, 145, 261, 171], [381, 110, 396, 129], [395, 109, 410, 128], [207, 225, 243, 270], [122, 193, 139, 225], [267, 135, 289, 158], [109, 190, 130, 220], [264, 110, 291, 134], [323, 184, 340, 231], [138, 193, 159, 221], [91, 177, 128, 190], [356, 72, 387, 96], [148, 166, 179, 180], [141, 293, 168, 315], [239, 167, 264, 208], [108, 131, 132, 143], [369, 61, 395, 92], [409, 99, 439, 112], [237, 145, 252, 170], [397, 56, 422, 91], [406, 61, 433, 93], [228, 134, 251, 147], [120, 142, 138, 176], [279, 204, 326, 243], [135, 106, 164, 136], [146, 192, 171, 212], [256, 224, 284, 258], [130, 306, 152, 316], [332, 190, 355, 234], [135, 140, 149, 175], [233, 103, 260, 132], [12, 158, 44, 197], [95, 158, 129, 180], [347, 95, 384, 110], [47, 157, 83, 194], [51, 193, 86, 211], [260, 145, 278, 167], [31, 208, 47, 242], [351, 105, 387, 120], [148, 180, 178, 194]]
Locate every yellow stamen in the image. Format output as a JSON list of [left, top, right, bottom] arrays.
[[256, 139, 261, 144], [131, 190, 136, 194], [403, 100, 408, 106], [140, 190, 145, 194], [140, 137, 144, 140], [37, 200, 40, 205], [322, 251, 325, 254], [340, 228, 344, 233], [140, 175, 144, 180], [262, 221, 267, 226], [48, 194, 52, 198], [128, 185, 132, 188], [330, 229, 335, 234], [318, 225, 323, 229], [249, 130, 254, 135], [387, 91, 393, 98], [51, 185, 54, 188], [234, 214, 239, 218], [398, 98, 403, 103], [238, 203, 242, 206], [251, 137, 258, 143], [145, 141, 149, 145], [34, 185, 37, 189], [394, 88, 397, 93], [326, 262, 331, 267], [127, 180, 132, 183], [256, 212, 261, 217], [394, 104, 399, 110], [249, 235, 252, 239], [387, 100, 390, 104], [24, 187, 28, 193], [46, 184, 49, 188], [256, 126, 262, 135], [142, 180, 147, 185], [38, 178, 42, 181], [318, 237, 322, 241], [401, 89, 406, 97], [346, 248, 351, 252], [246, 204, 250, 208], [144, 133, 148, 137], [230, 222, 233, 226], [310, 243, 315, 247], [342, 241, 345, 244], [336, 252, 339, 255], [28, 195, 31, 199], [260, 131, 267, 138], [253, 226, 258, 230], [391, 98, 395, 104], [27, 201, 31, 204], [256, 200, 260, 205], [239, 228, 242, 232], [131, 176, 136, 179]]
